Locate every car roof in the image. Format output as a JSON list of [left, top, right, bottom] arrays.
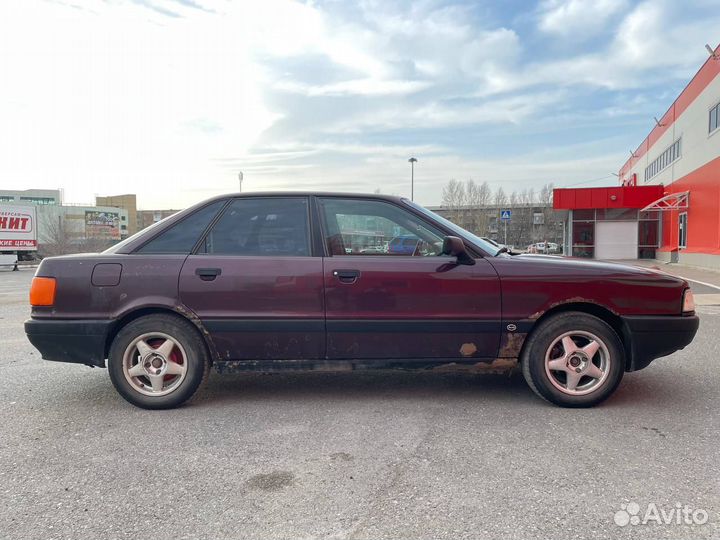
[[201, 191, 406, 203]]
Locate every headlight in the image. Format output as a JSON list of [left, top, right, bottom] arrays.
[[682, 289, 695, 313]]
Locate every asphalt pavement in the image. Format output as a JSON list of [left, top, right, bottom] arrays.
[[0, 265, 718, 540]]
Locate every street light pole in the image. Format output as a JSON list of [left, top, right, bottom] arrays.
[[408, 157, 417, 201]]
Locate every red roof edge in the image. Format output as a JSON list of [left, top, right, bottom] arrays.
[[553, 185, 664, 210]]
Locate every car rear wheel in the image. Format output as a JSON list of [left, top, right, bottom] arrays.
[[521, 312, 624, 407], [108, 314, 210, 409]]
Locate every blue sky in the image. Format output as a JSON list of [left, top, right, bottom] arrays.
[[0, 0, 718, 207]]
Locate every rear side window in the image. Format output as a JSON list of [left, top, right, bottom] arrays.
[[136, 200, 226, 254], [200, 198, 310, 256]]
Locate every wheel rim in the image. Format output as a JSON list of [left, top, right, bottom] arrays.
[[544, 330, 611, 396], [122, 332, 188, 397]]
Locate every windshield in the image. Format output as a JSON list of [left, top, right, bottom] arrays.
[[404, 200, 502, 256]]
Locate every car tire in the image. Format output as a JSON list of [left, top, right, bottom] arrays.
[[521, 312, 624, 407], [108, 314, 210, 409]]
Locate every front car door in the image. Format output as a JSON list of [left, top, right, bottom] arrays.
[[317, 197, 501, 361], [179, 197, 325, 361]]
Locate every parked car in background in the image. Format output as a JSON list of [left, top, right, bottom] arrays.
[[26, 193, 698, 409], [388, 234, 420, 255]]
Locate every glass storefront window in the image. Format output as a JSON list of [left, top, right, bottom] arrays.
[[572, 221, 594, 246], [638, 210, 659, 221], [596, 208, 638, 221], [572, 246, 594, 258], [572, 209, 595, 221], [638, 220, 658, 247]]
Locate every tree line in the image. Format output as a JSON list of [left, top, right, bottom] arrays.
[[441, 179, 554, 209], [439, 179, 561, 248]]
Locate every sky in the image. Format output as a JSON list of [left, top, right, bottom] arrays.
[[0, 0, 719, 209]]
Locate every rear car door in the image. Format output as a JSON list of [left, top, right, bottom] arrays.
[[178, 197, 325, 361], [317, 197, 501, 360]]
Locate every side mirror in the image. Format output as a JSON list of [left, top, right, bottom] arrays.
[[441, 236, 475, 265]]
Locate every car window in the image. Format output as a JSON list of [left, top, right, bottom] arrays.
[[136, 199, 226, 254], [200, 198, 310, 256], [405, 200, 500, 255], [319, 198, 444, 256]]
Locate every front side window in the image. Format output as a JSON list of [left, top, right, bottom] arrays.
[[201, 198, 310, 256], [319, 198, 444, 256]]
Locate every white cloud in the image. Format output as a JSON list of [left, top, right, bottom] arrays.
[[539, 0, 628, 36], [274, 79, 432, 97]]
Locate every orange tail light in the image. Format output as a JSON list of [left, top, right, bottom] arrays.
[[30, 277, 56, 306]]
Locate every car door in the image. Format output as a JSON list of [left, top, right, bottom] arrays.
[[178, 197, 325, 361], [317, 197, 501, 360]]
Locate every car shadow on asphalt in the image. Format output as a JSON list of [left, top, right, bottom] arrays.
[[55, 363, 699, 411], [194, 370, 537, 407]]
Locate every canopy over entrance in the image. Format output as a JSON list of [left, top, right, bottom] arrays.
[[640, 191, 689, 212]]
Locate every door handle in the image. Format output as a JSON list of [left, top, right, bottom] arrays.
[[333, 269, 360, 284], [195, 267, 222, 281]]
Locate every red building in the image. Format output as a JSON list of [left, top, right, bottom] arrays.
[[554, 45, 720, 266]]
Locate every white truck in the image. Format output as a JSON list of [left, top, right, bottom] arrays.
[[0, 204, 38, 270]]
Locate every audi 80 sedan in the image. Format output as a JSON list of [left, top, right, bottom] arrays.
[[25, 193, 699, 409]]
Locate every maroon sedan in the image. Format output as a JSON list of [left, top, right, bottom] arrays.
[[25, 193, 698, 409]]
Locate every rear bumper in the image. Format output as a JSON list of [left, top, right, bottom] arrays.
[[622, 314, 699, 371], [25, 319, 112, 368]]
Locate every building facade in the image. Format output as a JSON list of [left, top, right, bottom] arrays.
[[554, 45, 720, 265], [553, 185, 663, 259], [618, 46, 720, 266], [0, 189, 129, 255], [137, 209, 180, 232], [0, 188, 62, 206], [96, 194, 138, 236]]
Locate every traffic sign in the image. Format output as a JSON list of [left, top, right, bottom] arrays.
[[500, 209, 512, 221]]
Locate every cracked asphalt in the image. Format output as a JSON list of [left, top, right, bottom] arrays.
[[1, 266, 718, 539]]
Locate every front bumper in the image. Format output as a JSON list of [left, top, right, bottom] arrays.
[[25, 319, 112, 368], [622, 314, 699, 371]]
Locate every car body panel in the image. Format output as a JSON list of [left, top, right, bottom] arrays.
[[323, 255, 501, 359], [488, 255, 686, 321], [178, 255, 325, 360]]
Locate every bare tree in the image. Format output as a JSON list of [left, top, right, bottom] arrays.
[[441, 179, 467, 226], [465, 179, 479, 206], [539, 183, 554, 205], [476, 181, 492, 206], [494, 187, 507, 207], [38, 213, 75, 257], [466, 180, 492, 234]]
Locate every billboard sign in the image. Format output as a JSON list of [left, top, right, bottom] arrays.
[[0, 205, 37, 250], [85, 210, 120, 240]]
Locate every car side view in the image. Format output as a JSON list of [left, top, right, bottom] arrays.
[[25, 193, 699, 409]]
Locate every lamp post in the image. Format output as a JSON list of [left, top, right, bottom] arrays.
[[408, 157, 417, 201]]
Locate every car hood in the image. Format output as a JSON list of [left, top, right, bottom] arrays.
[[506, 253, 684, 282]]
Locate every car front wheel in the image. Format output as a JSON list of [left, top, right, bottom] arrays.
[[521, 312, 625, 407], [108, 314, 210, 409]]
